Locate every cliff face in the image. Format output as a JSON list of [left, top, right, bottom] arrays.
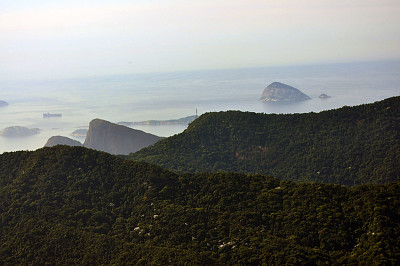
[[83, 119, 162, 155], [260, 82, 311, 102], [44, 136, 82, 147]]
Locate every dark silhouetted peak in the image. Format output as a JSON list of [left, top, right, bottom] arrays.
[[83, 118, 162, 155]]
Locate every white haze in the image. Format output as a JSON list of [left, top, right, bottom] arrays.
[[1, 0, 400, 80]]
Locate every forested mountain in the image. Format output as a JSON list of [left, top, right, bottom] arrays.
[[129, 96, 400, 185], [1, 146, 400, 264]]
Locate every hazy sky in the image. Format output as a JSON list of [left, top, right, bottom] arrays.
[[1, 0, 400, 80]]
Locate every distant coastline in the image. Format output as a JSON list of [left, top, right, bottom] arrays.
[[1, 60, 399, 153], [119, 115, 198, 127]]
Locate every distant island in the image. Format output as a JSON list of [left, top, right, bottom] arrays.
[[260, 82, 311, 102], [319, 93, 331, 99], [119, 115, 198, 126], [0, 126, 40, 137], [70, 128, 88, 138], [0, 100, 8, 107]]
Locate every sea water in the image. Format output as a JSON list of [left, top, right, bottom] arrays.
[[1, 60, 399, 154]]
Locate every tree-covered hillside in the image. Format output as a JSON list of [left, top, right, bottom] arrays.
[[1, 146, 400, 264], [129, 96, 400, 185]]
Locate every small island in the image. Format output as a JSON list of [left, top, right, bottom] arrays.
[[260, 82, 311, 102], [0, 100, 8, 107], [319, 93, 331, 99], [0, 126, 40, 137], [71, 128, 88, 138]]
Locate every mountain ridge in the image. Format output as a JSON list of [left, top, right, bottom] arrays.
[[129, 96, 400, 185]]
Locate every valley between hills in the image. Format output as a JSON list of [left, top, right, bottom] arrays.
[[1, 96, 399, 264]]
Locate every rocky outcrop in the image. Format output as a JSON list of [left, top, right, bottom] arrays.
[[83, 119, 162, 155], [260, 82, 311, 102], [45, 136, 82, 147], [0, 100, 8, 107], [0, 126, 40, 137]]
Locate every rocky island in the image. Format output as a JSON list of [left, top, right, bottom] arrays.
[[260, 82, 311, 102], [0, 100, 8, 107], [0, 126, 40, 137]]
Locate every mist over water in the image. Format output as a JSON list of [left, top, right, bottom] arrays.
[[1, 60, 399, 154]]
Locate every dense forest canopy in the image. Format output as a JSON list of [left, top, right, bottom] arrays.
[[129, 96, 400, 186], [1, 146, 399, 264]]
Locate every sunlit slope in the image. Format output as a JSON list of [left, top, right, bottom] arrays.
[[1, 146, 400, 264], [129, 96, 400, 185]]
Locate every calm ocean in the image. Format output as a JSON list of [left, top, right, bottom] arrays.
[[1, 60, 399, 154]]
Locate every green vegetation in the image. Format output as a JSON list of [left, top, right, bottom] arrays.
[[1, 146, 400, 264], [129, 96, 400, 185]]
